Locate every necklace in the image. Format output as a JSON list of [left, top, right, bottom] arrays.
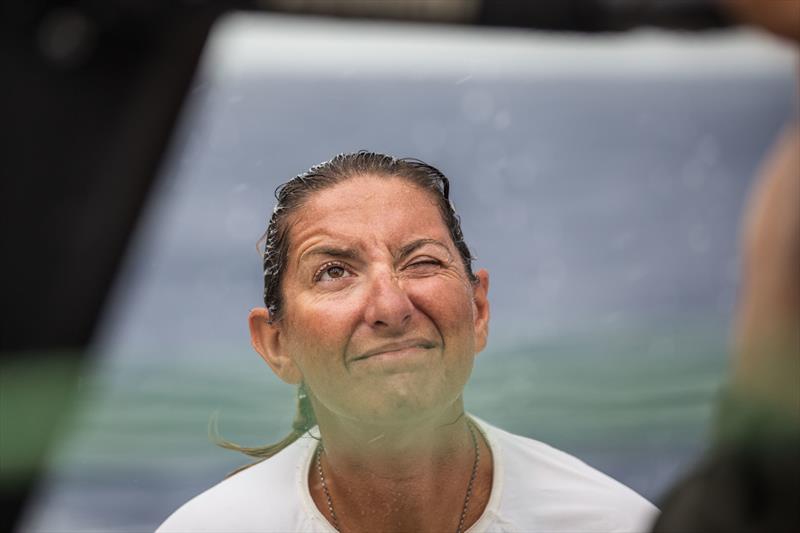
[[315, 419, 480, 533]]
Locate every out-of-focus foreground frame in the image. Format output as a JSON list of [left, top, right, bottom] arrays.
[[0, 0, 739, 531]]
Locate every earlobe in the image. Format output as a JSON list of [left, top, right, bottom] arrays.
[[472, 269, 490, 353], [248, 308, 303, 384]]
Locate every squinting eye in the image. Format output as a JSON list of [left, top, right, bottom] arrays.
[[407, 258, 442, 269]]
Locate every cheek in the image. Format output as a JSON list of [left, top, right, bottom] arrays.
[[282, 294, 361, 365], [410, 278, 476, 343]]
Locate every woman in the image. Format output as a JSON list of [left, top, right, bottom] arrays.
[[158, 152, 657, 532]]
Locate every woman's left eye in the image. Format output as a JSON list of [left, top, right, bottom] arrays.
[[407, 258, 442, 270]]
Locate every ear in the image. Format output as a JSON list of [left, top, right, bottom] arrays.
[[248, 308, 302, 385], [472, 269, 490, 353]]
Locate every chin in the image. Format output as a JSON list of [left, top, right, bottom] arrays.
[[350, 382, 465, 425]]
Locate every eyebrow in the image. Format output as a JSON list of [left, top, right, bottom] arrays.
[[300, 246, 360, 264], [397, 238, 452, 260]]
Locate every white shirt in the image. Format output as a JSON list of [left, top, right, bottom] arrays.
[[158, 418, 659, 532]]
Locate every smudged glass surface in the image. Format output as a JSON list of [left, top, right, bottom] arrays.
[[20, 13, 797, 532]]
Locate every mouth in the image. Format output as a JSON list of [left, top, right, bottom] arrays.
[[353, 339, 437, 362]]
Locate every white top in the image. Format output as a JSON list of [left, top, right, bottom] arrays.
[[158, 418, 659, 532]]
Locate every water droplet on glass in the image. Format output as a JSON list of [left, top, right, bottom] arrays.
[[461, 89, 494, 124]]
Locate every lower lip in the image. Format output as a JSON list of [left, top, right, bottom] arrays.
[[355, 346, 430, 364]]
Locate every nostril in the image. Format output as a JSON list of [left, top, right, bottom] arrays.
[[364, 274, 415, 330]]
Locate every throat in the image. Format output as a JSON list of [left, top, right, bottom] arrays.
[[308, 419, 490, 533]]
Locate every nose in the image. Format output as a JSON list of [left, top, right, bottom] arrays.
[[363, 268, 413, 333]]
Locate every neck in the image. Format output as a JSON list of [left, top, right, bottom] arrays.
[[315, 399, 470, 477], [308, 399, 491, 533]]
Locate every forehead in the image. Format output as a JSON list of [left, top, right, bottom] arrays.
[[287, 175, 450, 253]]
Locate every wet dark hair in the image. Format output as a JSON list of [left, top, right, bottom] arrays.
[[216, 151, 477, 467]]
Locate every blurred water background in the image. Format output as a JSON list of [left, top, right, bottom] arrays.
[[20, 13, 797, 532]]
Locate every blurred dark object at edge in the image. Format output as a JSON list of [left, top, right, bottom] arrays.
[[653, 390, 800, 533], [0, 1, 225, 530]]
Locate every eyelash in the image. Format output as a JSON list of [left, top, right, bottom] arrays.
[[313, 261, 353, 283], [407, 258, 442, 268]]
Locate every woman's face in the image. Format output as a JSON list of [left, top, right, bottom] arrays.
[[267, 175, 489, 426]]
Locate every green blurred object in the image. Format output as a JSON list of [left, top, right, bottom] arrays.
[[0, 352, 84, 489]]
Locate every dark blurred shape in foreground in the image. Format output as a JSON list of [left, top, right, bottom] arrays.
[[654, 393, 800, 532], [654, 0, 800, 520], [1, 1, 222, 529]]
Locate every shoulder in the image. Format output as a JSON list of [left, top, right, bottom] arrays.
[[478, 420, 659, 533], [156, 435, 319, 533]]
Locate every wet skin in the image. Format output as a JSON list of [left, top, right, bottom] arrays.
[[255, 175, 489, 427]]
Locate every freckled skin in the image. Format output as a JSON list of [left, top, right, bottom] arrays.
[[248, 174, 493, 532], [277, 176, 487, 426]]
